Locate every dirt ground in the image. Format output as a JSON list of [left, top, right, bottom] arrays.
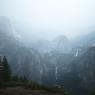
[[0, 87, 62, 95]]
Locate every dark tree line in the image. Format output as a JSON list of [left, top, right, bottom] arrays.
[[0, 56, 11, 82]]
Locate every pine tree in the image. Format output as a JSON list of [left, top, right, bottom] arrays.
[[2, 56, 11, 82], [0, 56, 3, 82]]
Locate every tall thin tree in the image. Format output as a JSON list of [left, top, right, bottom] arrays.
[[2, 56, 11, 81]]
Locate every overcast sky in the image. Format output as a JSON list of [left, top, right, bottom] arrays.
[[0, 0, 95, 41]]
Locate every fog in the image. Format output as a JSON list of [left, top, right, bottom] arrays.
[[0, 0, 95, 42]]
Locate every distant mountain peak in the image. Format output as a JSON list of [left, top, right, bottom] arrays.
[[0, 16, 12, 33], [0, 16, 22, 41], [53, 35, 69, 43]]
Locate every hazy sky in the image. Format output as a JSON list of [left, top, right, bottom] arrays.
[[0, 0, 95, 41]]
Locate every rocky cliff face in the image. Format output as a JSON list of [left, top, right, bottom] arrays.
[[1, 16, 95, 95], [0, 17, 74, 85], [72, 46, 95, 90], [0, 17, 41, 82]]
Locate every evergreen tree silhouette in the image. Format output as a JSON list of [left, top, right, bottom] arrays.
[[0, 56, 3, 83], [2, 56, 11, 82]]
